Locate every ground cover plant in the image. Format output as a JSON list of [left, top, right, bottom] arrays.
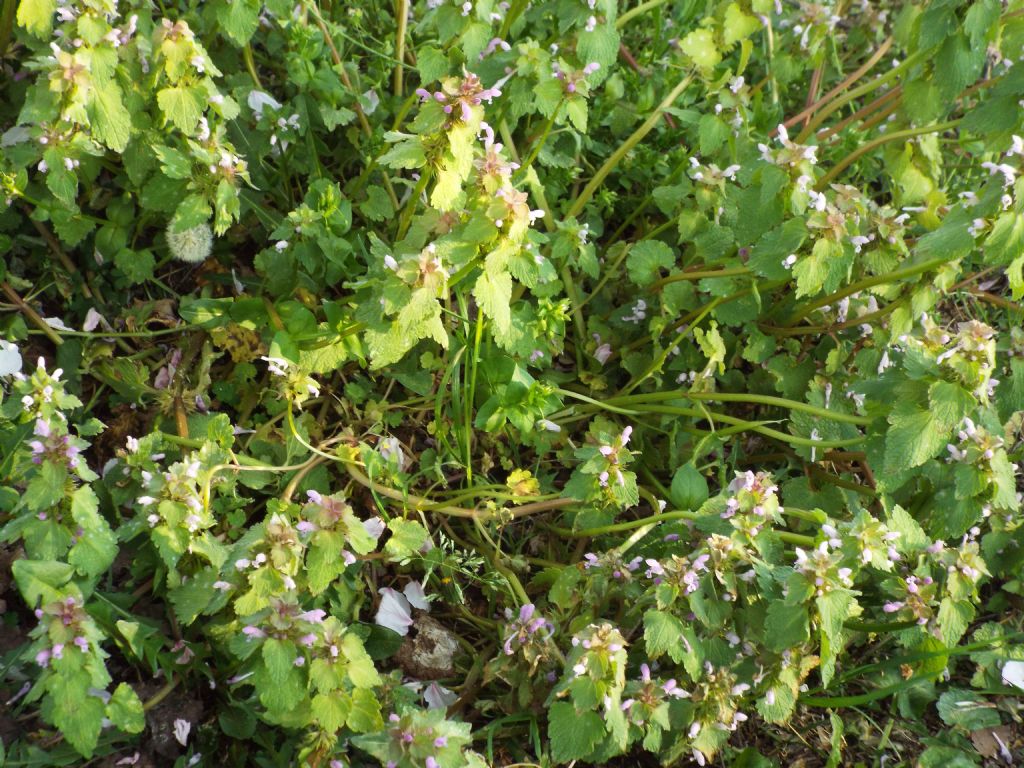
[[1, 0, 1024, 765]]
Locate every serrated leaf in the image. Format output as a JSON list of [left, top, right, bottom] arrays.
[[764, 600, 809, 652], [549, 701, 604, 763], [680, 28, 721, 71], [17, 0, 56, 37], [626, 240, 674, 286], [67, 485, 117, 577], [347, 687, 383, 733], [643, 610, 687, 663], [157, 86, 206, 134], [89, 82, 131, 152], [474, 270, 512, 335], [106, 683, 145, 734]]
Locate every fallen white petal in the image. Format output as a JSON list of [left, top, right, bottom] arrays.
[[403, 581, 430, 611], [0, 340, 22, 377], [1002, 660, 1024, 691], [375, 587, 414, 635], [173, 718, 191, 746]]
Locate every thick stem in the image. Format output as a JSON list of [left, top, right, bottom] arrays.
[[393, 0, 408, 97], [814, 120, 961, 190], [1, 281, 64, 346], [566, 73, 693, 219]]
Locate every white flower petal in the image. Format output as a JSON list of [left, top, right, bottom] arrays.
[[403, 581, 430, 611], [82, 307, 105, 332], [0, 340, 23, 377], [423, 682, 458, 709], [1002, 660, 1024, 691], [172, 718, 191, 746], [43, 317, 72, 331], [247, 90, 282, 116], [375, 588, 414, 635]]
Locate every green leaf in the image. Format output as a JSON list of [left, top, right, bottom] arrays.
[[114, 248, 156, 285], [793, 239, 849, 297], [669, 464, 709, 509], [379, 137, 426, 170], [384, 518, 429, 561], [643, 610, 687, 663], [68, 485, 118, 577], [627, 241, 675, 287], [474, 270, 512, 336], [24, 461, 67, 512], [154, 145, 192, 180], [12, 559, 76, 606], [578, 24, 620, 71], [217, 0, 260, 45], [47, 666, 104, 757], [549, 701, 604, 763], [263, 638, 298, 685], [937, 597, 974, 647], [312, 691, 351, 733], [106, 683, 145, 734], [723, 2, 761, 47], [680, 28, 721, 71], [937, 688, 1001, 730], [888, 505, 929, 552], [983, 212, 1024, 266], [566, 98, 588, 133], [89, 82, 131, 152], [347, 687, 383, 733], [764, 600, 809, 652], [157, 86, 206, 134], [416, 45, 449, 83], [17, 0, 56, 37]]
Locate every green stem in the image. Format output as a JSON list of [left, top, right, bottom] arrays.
[[519, 108, 560, 171], [795, 48, 930, 143], [623, 404, 865, 448], [608, 390, 871, 426], [0, 0, 16, 57], [397, 168, 432, 240], [243, 44, 264, 89], [786, 256, 951, 325], [842, 619, 917, 633], [615, 0, 669, 29], [814, 120, 961, 190], [547, 509, 696, 537], [393, 0, 408, 97], [651, 266, 751, 290], [567, 73, 693, 219], [464, 310, 485, 482]]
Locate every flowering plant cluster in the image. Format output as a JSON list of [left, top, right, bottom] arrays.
[[3, 0, 1024, 766]]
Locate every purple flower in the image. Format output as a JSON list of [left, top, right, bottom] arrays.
[[242, 626, 266, 639]]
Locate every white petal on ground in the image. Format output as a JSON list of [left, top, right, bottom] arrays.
[[375, 587, 414, 635], [83, 307, 105, 332], [43, 316, 72, 331], [423, 682, 458, 709], [0, 340, 23, 377], [403, 581, 430, 611], [1002, 660, 1024, 691], [173, 718, 191, 746], [363, 516, 386, 540]]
